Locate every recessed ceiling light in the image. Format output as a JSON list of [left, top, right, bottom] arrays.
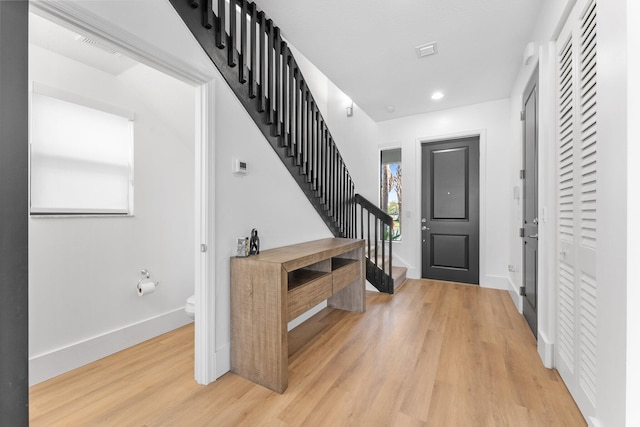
[[415, 41, 438, 58], [385, 105, 395, 113], [431, 91, 444, 100]]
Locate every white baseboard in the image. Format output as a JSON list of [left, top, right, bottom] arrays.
[[506, 277, 523, 313], [214, 343, 230, 380], [588, 417, 603, 427], [29, 308, 192, 386], [480, 274, 510, 290], [538, 329, 555, 369], [390, 252, 411, 271], [365, 281, 378, 292]]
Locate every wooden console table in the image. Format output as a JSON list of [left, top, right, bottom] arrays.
[[230, 238, 365, 393]]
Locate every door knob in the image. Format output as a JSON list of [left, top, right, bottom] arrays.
[[527, 234, 538, 239], [422, 225, 430, 231]]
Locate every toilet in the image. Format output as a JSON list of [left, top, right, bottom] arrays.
[[185, 295, 195, 319]]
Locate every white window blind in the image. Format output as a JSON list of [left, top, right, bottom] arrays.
[[30, 85, 134, 215]]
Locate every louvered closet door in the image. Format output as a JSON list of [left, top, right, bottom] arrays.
[[555, 0, 597, 418]]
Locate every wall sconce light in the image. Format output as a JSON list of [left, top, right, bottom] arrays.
[[346, 102, 353, 117]]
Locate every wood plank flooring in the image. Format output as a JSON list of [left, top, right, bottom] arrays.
[[30, 279, 586, 426]]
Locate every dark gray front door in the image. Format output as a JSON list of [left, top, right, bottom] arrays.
[[421, 137, 479, 284], [522, 68, 539, 337]]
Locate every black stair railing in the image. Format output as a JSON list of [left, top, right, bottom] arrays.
[[171, 0, 392, 292], [354, 194, 394, 294]]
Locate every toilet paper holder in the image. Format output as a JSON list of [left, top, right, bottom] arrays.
[[137, 269, 159, 292]]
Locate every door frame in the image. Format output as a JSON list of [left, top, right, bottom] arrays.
[[522, 66, 539, 337], [515, 43, 558, 368], [30, 2, 218, 385], [415, 129, 488, 287]]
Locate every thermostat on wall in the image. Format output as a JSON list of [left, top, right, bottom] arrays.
[[233, 159, 247, 174]]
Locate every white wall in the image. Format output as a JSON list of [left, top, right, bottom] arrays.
[[596, 1, 627, 425], [28, 45, 196, 384], [376, 100, 512, 291], [627, 3, 640, 425], [212, 71, 333, 376], [290, 44, 381, 201], [325, 81, 381, 204]]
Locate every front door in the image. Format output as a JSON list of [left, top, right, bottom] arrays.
[[421, 137, 479, 284], [522, 68, 539, 337]]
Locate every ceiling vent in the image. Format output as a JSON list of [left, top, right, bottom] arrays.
[[415, 41, 438, 58], [75, 35, 121, 56]]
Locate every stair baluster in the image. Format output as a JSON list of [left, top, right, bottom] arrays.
[[248, 4, 257, 97], [171, 0, 395, 292], [239, 0, 247, 83], [257, 11, 266, 112], [228, 0, 236, 67], [266, 20, 274, 124]]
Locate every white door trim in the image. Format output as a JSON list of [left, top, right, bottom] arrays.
[[194, 82, 216, 384], [31, 1, 217, 385]]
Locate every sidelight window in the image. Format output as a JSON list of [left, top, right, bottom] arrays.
[[380, 148, 402, 241]]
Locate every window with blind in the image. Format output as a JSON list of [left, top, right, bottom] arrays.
[[30, 84, 134, 216]]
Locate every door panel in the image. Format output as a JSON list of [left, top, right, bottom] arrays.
[[432, 148, 468, 219], [522, 67, 539, 337], [421, 137, 479, 284], [431, 234, 468, 269]]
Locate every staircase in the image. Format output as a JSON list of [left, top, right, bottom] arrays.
[[170, 0, 406, 293]]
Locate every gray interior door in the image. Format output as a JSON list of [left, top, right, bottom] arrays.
[[421, 137, 479, 284], [522, 68, 539, 337]]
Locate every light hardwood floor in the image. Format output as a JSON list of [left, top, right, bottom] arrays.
[[30, 280, 586, 426]]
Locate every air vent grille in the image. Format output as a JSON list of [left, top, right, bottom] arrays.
[[415, 42, 438, 58], [75, 35, 121, 56]]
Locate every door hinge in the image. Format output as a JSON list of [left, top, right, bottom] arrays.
[[520, 169, 525, 180], [519, 228, 525, 238], [520, 111, 525, 121], [200, 244, 208, 253], [520, 286, 526, 296]]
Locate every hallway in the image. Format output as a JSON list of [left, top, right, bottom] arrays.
[[30, 280, 585, 426]]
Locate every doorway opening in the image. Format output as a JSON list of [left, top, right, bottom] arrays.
[[27, 10, 206, 385]]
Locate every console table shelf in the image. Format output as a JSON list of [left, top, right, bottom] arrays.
[[230, 238, 365, 393]]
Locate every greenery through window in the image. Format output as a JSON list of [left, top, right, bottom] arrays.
[[380, 148, 401, 241]]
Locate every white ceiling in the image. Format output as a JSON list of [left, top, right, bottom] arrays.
[[252, 0, 542, 121], [29, 13, 139, 76]]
